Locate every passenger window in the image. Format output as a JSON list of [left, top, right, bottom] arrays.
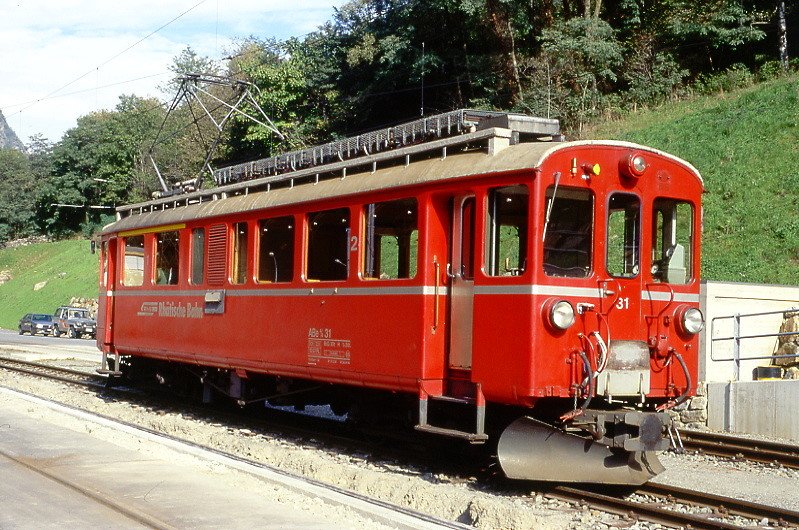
[[364, 199, 418, 280], [258, 216, 294, 283], [123, 235, 145, 286], [307, 208, 350, 281], [543, 187, 593, 277], [487, 185, 528, 276], [460, 197, 476, 280], [232, 222, 249, 284], [155, 231, 180, 285], [651, 199, 693, 284], [191, 228, 205, 285], [101, 241, 108, 287], [607, 193, 641, 278]]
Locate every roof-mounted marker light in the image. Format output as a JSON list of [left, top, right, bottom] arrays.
[[621, 153, 647, 180]]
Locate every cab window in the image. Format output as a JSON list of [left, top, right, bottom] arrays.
[[363, 199, 418, 280], [487, 185, 528, 276], [607, 193, 641, 278], [543, 186, 593, 277], [651, 199, 693, 284]]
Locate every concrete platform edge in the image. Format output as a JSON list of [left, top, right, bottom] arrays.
[[0, 385, 464, 530]]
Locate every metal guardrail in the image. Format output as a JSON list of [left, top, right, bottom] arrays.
[[710, 307, 799, 381]]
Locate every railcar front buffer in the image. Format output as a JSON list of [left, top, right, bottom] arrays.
[[497, 415, 667, 485]]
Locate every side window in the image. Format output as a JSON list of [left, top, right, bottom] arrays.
[[258, 216, 294, 283], [155, 231, 180, 285], [607, 193, 641, 278], [543, 187, 593, 277], [652, 199, 693, 284], [191, 228, 205, 285], [101, 241, 108, 287], [307, 208, 350, 281], [460, 197, 476, 280], [487, 185, 528, 276], [364, 199, 418, 280], [123, 235, 145, 286], [232, 222, 249, 284]]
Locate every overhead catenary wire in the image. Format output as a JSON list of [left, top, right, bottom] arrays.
[[2, 0, 210, 118]]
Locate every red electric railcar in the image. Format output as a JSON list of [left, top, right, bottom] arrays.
[[96, 110, 704, 484]]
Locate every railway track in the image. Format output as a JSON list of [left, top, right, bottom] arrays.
[[0, 355, 108, 388], [680, 428, 799, 469], [4, 356, 799, 529], [544, 482, 799, 529]]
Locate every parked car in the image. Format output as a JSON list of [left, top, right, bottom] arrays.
[[53, 306, 96, 339], [18, 313, 55, 336]]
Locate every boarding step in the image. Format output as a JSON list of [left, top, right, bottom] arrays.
[[98, 350, 123, 377], [416, 380, 487, 444], [96, 369, 123, 377], [414, 424, 489, 442], [428, 394, 475, 405]]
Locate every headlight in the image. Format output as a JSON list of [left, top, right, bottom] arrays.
[[549, 300, 576, 330], [681, 307, 704, 334]]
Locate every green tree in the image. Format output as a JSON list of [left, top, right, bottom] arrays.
[[40, 95, 169, 235], [0, 148, 37, 245], [532, 17, 624, 133]]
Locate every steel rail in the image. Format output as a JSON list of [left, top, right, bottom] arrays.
[[0, 446, 175, 529], [548, 486, 759, 530], [680, 428, 799, 469], [638, 482, 799, 526], [0, 356, 108, 388]]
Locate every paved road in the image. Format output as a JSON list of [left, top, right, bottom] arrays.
[[0, 329, 100, 362]]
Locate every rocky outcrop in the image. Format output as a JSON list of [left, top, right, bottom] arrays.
[[773, 311, 799, 367], [69, 297, 99, 318], [0, 110, 24, 151]]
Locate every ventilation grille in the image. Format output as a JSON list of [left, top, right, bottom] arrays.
[[207, 224, 227, 286]]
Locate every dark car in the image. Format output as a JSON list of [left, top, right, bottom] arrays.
[[53, 306, 97, 339], [18, 313, 55, 336]]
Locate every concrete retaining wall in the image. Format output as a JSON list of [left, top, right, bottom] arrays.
[[707, 380, 799, 439]]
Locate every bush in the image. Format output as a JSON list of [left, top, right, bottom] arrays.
[[694, 64, 754, 95], [623, 47, 688, 109]]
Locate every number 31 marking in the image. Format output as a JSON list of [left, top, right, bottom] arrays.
[[615, 297, 630, 310]]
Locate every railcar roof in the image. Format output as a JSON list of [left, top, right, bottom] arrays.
[[102, 138, 702, 235]]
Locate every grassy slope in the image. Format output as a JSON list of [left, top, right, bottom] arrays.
[[588, 75, 799, 284], [0, 240, 98, 330]]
